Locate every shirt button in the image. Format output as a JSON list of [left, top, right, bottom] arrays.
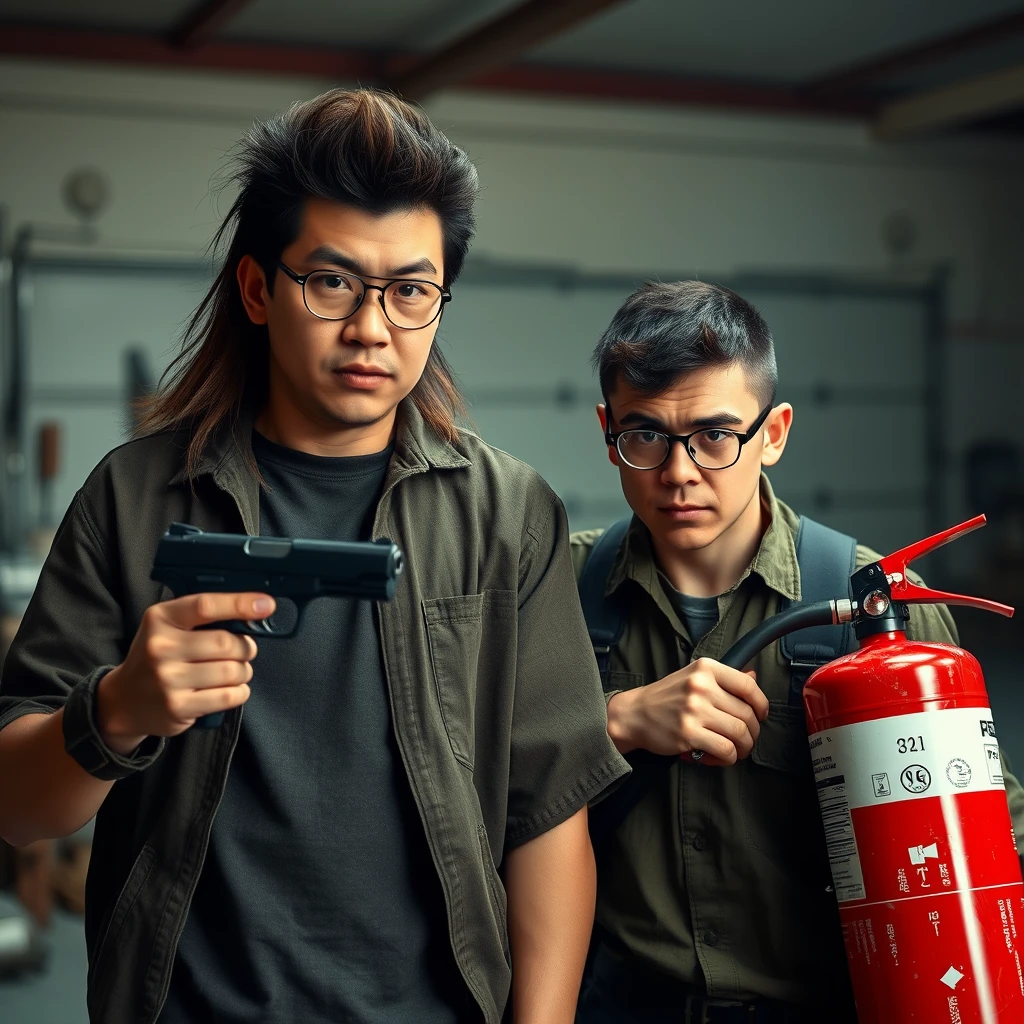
[[692, 834, 707, 852], [702, 929, 719, 947]]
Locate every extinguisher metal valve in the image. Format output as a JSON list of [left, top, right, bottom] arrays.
[[861, 590, 890, 617], [832, 598, 854, 623]]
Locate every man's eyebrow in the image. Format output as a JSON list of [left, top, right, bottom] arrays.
[[303, 246, 438, 278], [617, 411, 669, 430], [616, 410, 745, 431], [689, 412, 745, 428]]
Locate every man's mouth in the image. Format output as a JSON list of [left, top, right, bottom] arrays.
[[332, 364, 393, 390], [659, 503, 712, 519]]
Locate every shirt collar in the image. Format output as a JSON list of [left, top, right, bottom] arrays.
[[166, 397, 471, 490], [606, 473, 802, 602]]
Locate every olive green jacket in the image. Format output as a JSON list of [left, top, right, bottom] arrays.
[[0, 400, 629, 1024], [571, 476, 1024, 1015]]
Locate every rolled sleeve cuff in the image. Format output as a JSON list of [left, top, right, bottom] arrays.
[[62, 667, 165, 781], [505, 755, 631, 849]]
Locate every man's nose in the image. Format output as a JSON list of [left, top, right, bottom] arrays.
[[344, 289, 392, 346], [659, 439, 702, 487]]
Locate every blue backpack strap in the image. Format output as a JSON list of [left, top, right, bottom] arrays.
[[577, 518, 632, 681], [781, 515, 858, 705]]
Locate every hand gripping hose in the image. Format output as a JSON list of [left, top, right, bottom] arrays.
[[588, 599, 850, 847]]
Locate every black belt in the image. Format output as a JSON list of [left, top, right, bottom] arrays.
[[586, 945, 814, 1024]]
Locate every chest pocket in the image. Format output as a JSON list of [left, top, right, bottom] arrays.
[[424, 592, 508, 771], [741, 701, 831, 883], [605, 670, 645, 693]]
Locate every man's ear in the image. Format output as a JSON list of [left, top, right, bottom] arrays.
[[761, 403, 793, 468], [237, 255, 270, 326], [596, 403, 619, 468]]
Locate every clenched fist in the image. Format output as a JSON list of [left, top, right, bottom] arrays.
[[606, 657, 769, 766]]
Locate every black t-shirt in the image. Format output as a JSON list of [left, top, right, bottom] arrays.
[[159, 432, 472, 1024], [659, 574, 720, 644]]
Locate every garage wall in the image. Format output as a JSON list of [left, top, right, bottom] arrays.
[[2, 57, 1022, 536], [1, 57, 1023, 756]]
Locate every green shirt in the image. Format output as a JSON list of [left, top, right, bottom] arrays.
[[0, 400, 630, 1024], [571, 475, 1024, 1013]]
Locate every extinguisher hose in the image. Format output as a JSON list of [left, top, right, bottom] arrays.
[[589, 600, 841, 846], [718, 600, 839, 670]]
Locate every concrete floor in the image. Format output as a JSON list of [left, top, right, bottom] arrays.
[[0, 904, 88, 1024]]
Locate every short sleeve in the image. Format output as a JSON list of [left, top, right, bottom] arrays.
[[0, 492, 126, 731], [504, 490, 629, 848]]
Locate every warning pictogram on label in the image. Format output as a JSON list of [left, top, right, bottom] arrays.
[[901, 764, 932, 794], [940, 966, 964, 990], [946, 758, 972, 788], [986, 743, 1004, 785], [909, 843, 939, 865]]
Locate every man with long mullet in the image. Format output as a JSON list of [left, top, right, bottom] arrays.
[[0, 90, 628, 1024]]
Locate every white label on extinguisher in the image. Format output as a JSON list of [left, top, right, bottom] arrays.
[[816, 774, 866, 902], [809, 707, 1005, 811]]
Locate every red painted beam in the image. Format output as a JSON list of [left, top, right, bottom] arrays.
[[0, 22, 871, 119], [388, 0, 629, 100], [0, 23, 384, 80], [463, 63, 874, 117], [170, 0, 254, 50], [809, 9, 1024, 94]]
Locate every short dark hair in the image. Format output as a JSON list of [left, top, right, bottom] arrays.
[[593, 281, 777, 408], [137, 88, 479, 473]]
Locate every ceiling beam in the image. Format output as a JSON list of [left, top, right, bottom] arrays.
[[169, 0, 254, 50], [874, 63, 1024, 140], [0, 22, 868, 119], [809, 9, 1024, 94], [463, 63, 872, 117], [0, 23, 383, 80], [388, 0, 629, 101]]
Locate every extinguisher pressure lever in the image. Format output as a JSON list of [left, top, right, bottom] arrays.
[[875, 514, 1014, 619]]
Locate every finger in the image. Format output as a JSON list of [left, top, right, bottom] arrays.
[[162, 658, 254, 692], [709, 689, 762, 745], [699, 707, 757, 760], [747, 670, 769, 721], [713, 665, 769, 721], [171, 684, 252, 726], [159, 592, 276, 631], [172, 629, 258, 665], [685, 752, 734, 768], [685, 724, 740, 764]]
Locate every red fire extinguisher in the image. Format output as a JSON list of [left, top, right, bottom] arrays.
[[803, 515, 1022, 1023], [587, 514, 1022, 1020]]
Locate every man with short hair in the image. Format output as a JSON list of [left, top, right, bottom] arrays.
[[0, 89, 628, 1024], [571, 280, 1024, 1022]]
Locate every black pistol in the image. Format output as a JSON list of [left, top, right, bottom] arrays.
[[150, 522, 403, 727]]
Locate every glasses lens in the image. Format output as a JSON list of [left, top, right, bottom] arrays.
[[617, 430, 670, 469], [303, 271, 363, 319], [383, 280, 444, 328], [689, 429, 741, 469]]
